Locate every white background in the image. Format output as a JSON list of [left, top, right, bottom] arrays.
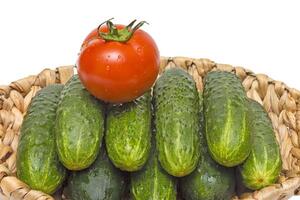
[[0, 0, 300, 199]]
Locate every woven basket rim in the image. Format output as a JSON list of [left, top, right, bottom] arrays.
[[0, 56, 300, 200]]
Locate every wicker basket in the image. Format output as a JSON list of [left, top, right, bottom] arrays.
[[0, 57, 300, 200]]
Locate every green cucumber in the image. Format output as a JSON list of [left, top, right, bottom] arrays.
[[130, 140, 177, 200], [153, 67, 200, 177], [204, 71, 251, 167], [55, 75, 105, 170], [17, 84, 66, 194], [240, 99, 282, 190], [105, 91, 152, 172], [64, 147, 126, 200], [180, 93, 236, 200]]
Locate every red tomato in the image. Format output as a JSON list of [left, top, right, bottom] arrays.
[[77, 20, 159, 103]]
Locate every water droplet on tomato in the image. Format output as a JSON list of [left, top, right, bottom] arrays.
[[137, 47, 142, 54], [117, 55, 122, 61], [106, 65, 111, 71]]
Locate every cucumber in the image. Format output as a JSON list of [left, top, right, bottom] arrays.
[[153, 67, 200, 177], [17, 84, 66, 194], [235, 168, 253, 196], [180, 93, 236, 200], [55, 75, 105, 170], [64, 146, 126, 200], [239, 99, 282, 190], [130, 140, 177, 200], [105, 91, 152, 172], [204, 71, 251, 167]]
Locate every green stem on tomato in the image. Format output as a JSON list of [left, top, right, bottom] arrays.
[[97, 18, 148, 43]]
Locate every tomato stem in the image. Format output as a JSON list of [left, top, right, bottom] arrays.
[[97, 18, 148, 43]]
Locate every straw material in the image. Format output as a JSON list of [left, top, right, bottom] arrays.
[[0, 57, 300, 200]]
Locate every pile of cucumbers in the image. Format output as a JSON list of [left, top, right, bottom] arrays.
[[16, 67, 282, 200]]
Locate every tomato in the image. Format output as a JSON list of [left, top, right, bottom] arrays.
[[77, 19, 160, 103]]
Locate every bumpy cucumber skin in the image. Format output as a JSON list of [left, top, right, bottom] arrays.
[[130, 140, 177, 200], [240, 99, 282, 190], [180, 93, 236, 200], [106, 91, 152, 172], [153, 67, 200, 177], [204, 71, 251, 167], [64, 147, 126, 200], [17, 84, 66, 194], [55, 75, 105, 170]]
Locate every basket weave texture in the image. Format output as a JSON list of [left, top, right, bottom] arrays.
[[0, 57, 300, 200]]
